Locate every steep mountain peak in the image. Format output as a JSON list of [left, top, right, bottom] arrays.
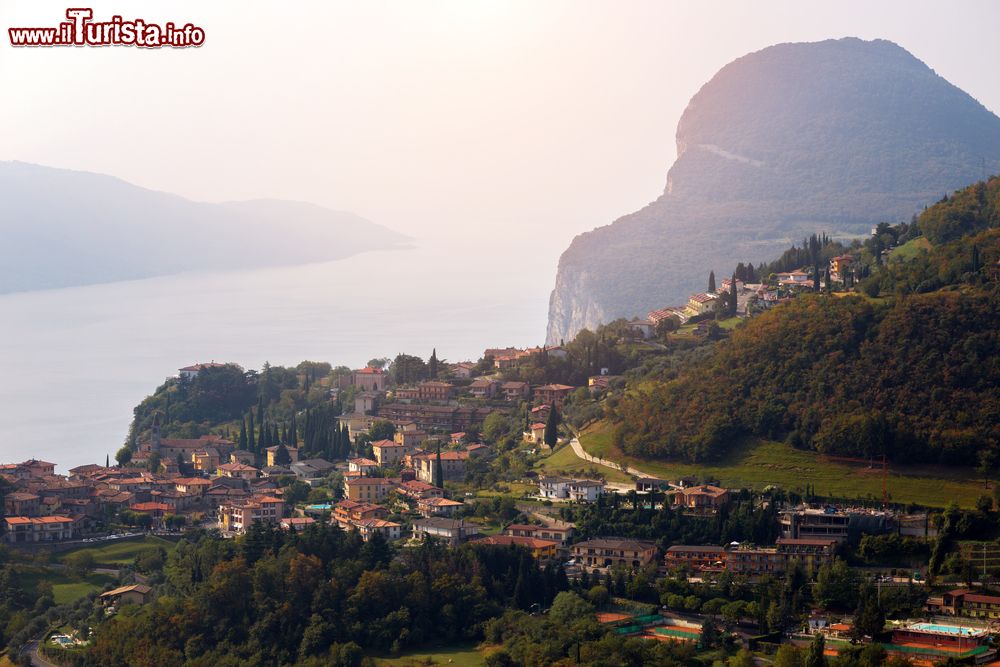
[[547, 38, 1000, 344]]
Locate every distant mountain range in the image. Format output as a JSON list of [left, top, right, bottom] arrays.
[[0, 161, 406, 293], [546, 37, 1000, 343]]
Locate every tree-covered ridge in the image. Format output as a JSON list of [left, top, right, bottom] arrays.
[[125, 361, 341, 450], [612, 177, 1000, 466], [81, 526, 569, 667]]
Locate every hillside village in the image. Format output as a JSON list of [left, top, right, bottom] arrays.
[[3, 185, 1000, 666]]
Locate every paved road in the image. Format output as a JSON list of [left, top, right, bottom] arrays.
[[567, 436, 650, 478], [20, 640, 59, 667]]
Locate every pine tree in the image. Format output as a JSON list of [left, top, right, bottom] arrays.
[[274, 443, 292, 466], [708, 270, 716, 293]]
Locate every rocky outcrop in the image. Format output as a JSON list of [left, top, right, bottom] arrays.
[[546, 38, 1000, 343]]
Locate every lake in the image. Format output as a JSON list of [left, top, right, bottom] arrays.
[[0, 238, 551, 471]]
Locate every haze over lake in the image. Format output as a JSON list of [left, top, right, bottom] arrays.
[[0, 239, 549, 472]]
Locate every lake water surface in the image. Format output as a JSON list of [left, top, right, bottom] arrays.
[[0, 239, 550, 471]]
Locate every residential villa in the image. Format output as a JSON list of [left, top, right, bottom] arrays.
[[395, 479, 444, 500], [413, 450, 469, 484], [478, 534, 559, 561], [218, 496, 284, 533], [344, 476, 395, 502], [177, 362, 226, 380], [672, 485, 731, 514], [505, 523, 574, 546], [527, 422, 547, 444], [332, 499, 388, 530], [684, 293, 718, 317], [352, 366, 389, 392], [265, 446, 299, 467], [4, 492, 41, 516], [352, 518, 402, 542], [3, 516, 75, 543], [411, 517, 480, 546], [928, 589, 1000, 619], [417, 381, 456, 402], [100, 584, 153, 606], [501, 381, 530, 401], [664, 545, 727, 571], [348, 457, 378, 476], [538, 476, 606, 502], [665, 538, 837, 576], [829, 254, 854, 281], [776, 270, 812, 287], [417, 497, 464, 517], [533, 384, 574, 408], [570, 538, 659, 570], [394, 429, 429, 449], [469, 378, 500, 399], [449, 362, 477, 379], [216, 462, 259, 480], [372, 440, 410, 467], [280, 517, 317, 532]]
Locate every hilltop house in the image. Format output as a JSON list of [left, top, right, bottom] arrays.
[[178, 362, 226, 380]]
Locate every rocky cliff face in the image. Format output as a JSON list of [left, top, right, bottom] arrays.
[[546, 38, 1000, 344]]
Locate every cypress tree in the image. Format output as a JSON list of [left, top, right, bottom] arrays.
[[239, 420, 248, 451], [289, 412, 298, 445], [433, 443, 444, 488], [544, 405, 561, 446], [247, 412, 256, 452], [804, 633, 825, 667], [428, 348, 438, 379], [708, 270, 716, 293], [729, 273, 738, 316]]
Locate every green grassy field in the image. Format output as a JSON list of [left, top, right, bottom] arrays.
[[54, 535, 176, 566], [580, 422, 986, 508], [889, 236, 932, 262], [373, 643, 489, 666], [535, 442, 633, 484], [18, 567, 115, 604]]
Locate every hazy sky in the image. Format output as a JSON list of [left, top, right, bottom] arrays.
[[3, 0, 1000, 256]]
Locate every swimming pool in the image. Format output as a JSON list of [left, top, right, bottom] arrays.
[[907, 623, 984, 637], [305, 503, 332, 511]]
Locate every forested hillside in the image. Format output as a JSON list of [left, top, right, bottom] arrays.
[[611, 177, 1000, 467]]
